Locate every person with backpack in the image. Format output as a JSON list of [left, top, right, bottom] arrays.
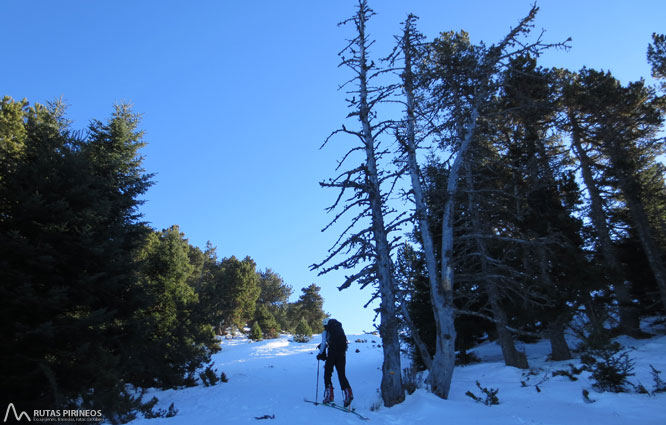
[[316, 318, 353, 407]]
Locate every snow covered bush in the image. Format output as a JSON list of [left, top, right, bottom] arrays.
[[293, 318, 313, 343], [649, 365, 666, 394], [465, 381, 500, 405], [165, 403, 179, 417], [140, 398, 179, 419], [200, 364, 220, 387], [583, 341, 635, 393], [552, 364, 586, 381]]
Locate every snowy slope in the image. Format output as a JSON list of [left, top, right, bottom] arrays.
[[129, 330, 666, 425]]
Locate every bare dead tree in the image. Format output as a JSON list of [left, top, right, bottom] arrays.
[[311, 0, 406, 407]]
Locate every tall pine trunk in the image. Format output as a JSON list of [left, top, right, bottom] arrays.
[[398, 19, 457, 398], [536, 245, 572, 361], [607, 141, 666, 318], [464, 164, 529, 369], [399, 16, 438, 370], [488, 283, 529, 368], [364, 124, 404, 406], [568, 109, 642, 335], [356, 1, 403, 406], [426, 107, 479, 398]]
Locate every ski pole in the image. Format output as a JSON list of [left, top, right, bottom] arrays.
[[315, 359, 320, 405]]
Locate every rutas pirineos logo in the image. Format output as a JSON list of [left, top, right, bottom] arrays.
[[3, 403, 30, 422], [3, 403, 104, 423]]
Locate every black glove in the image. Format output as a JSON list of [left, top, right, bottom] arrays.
[[316, 353, 326, 361]]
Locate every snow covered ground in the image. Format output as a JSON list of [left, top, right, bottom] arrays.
[[130, 325, 666, 425]]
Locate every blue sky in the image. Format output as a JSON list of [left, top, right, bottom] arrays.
[[2, 0, 664, 333]]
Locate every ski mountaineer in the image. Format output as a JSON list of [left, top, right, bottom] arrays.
[[316, 318, 353, 407]]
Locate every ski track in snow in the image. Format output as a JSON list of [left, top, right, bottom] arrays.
[[129, 328, 666, 425]]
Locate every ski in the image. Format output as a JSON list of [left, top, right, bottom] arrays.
[[304, 398, 369, 421]]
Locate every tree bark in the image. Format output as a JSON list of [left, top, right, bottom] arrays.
[[548, 318, 572, 361]]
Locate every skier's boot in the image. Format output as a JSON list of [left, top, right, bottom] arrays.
[[343, 387, 354, 407], [323, 385, 334, 404]]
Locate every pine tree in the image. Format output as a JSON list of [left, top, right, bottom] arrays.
[[0, 100, 155, 419], [565, 69, 666, 321], [293, 318, 313, 343], [256, 269, 293, 333], [562, 71, 640, 334], [0, 96, 28, 174], [490, 56, 587, 361], [648, 33, 666, 92], [253, 303, 280, 339], [250, 321, 263, 341], [132, 226, 219, 388], [393, 4, 566, 397], [294, 284, 326, 333], [218, 256, 261, 330]]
